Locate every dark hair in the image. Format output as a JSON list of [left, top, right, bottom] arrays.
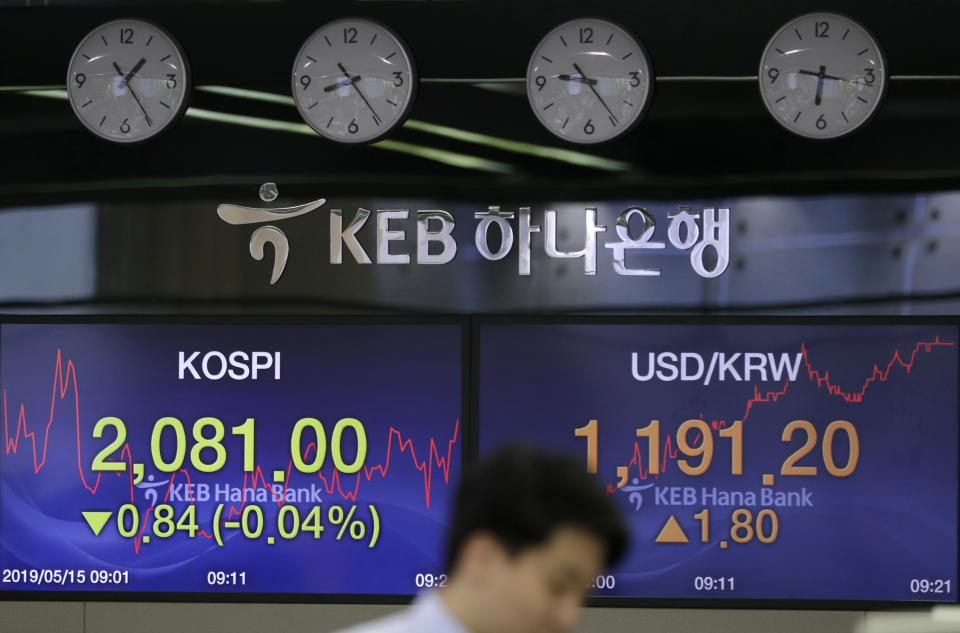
[[445, 444, 628, 571]]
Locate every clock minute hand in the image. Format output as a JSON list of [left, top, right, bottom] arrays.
[[572, 62, 618, 126], [125, 84, 153, 127], [112, 61, 153, 127], [337, 61, 381, 126], [797, 68, 844, 82]]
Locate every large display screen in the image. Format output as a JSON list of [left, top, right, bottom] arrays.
[[0, 320, 463, 596], [476, 320, 959, 603]]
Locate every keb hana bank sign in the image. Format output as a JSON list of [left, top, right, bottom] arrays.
[[217, 184, 729, 285]]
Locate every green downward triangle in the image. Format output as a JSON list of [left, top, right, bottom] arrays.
[[82, 511, 112, 536]]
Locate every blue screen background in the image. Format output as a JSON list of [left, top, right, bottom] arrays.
[[0, 322, 462, 594], [477, 323, 958, 601]]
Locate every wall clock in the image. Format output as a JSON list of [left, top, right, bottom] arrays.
[[292, 18, 417, 144], [526, 18, 654, 144], [759, 13, 886, 139], [67, 19, 191, 143]]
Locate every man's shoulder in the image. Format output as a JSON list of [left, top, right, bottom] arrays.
[[333, 594, 465, 633], [333, 605, 422, 633]]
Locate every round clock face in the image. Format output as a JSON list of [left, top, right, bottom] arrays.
[[292, 18, 417, 144], [527, 18, 653, 144], [67, 19, 190, 143], [759, 13, 886, 139]]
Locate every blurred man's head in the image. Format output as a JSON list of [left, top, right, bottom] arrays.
[[441, 445, 627, 633]]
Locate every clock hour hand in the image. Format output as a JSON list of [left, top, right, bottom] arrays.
[[557, 73, 598, 86], [323, 75, 361, 93], [123, 58, 146, 86], [572, 62, 618, 126], [799, 65, 831, 106], [337, 61, 381, 126], [112, 61, 153, 127]]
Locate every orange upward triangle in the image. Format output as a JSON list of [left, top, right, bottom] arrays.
[[655, 515, 689, 543]]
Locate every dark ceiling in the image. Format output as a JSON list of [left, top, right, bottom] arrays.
[[2, 0, 960, 201]]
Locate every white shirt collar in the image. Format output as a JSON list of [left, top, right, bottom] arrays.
[[410, 591, 473, 633]]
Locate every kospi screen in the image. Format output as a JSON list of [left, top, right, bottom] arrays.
[[475, 319, 959, 603], [0, 319, 463, 598]]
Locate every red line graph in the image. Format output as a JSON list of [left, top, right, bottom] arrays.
[[800, 338, 954, 403], [609, 336, 955, 488], [3, 349, 459, 552]]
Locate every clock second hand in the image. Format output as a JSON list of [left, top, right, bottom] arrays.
[[337, 62, 381, 126], [572, 62, 618, 126], [113, 61, 153, 127]]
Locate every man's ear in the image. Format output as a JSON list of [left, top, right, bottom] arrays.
[[455, 530, 509, 582]]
